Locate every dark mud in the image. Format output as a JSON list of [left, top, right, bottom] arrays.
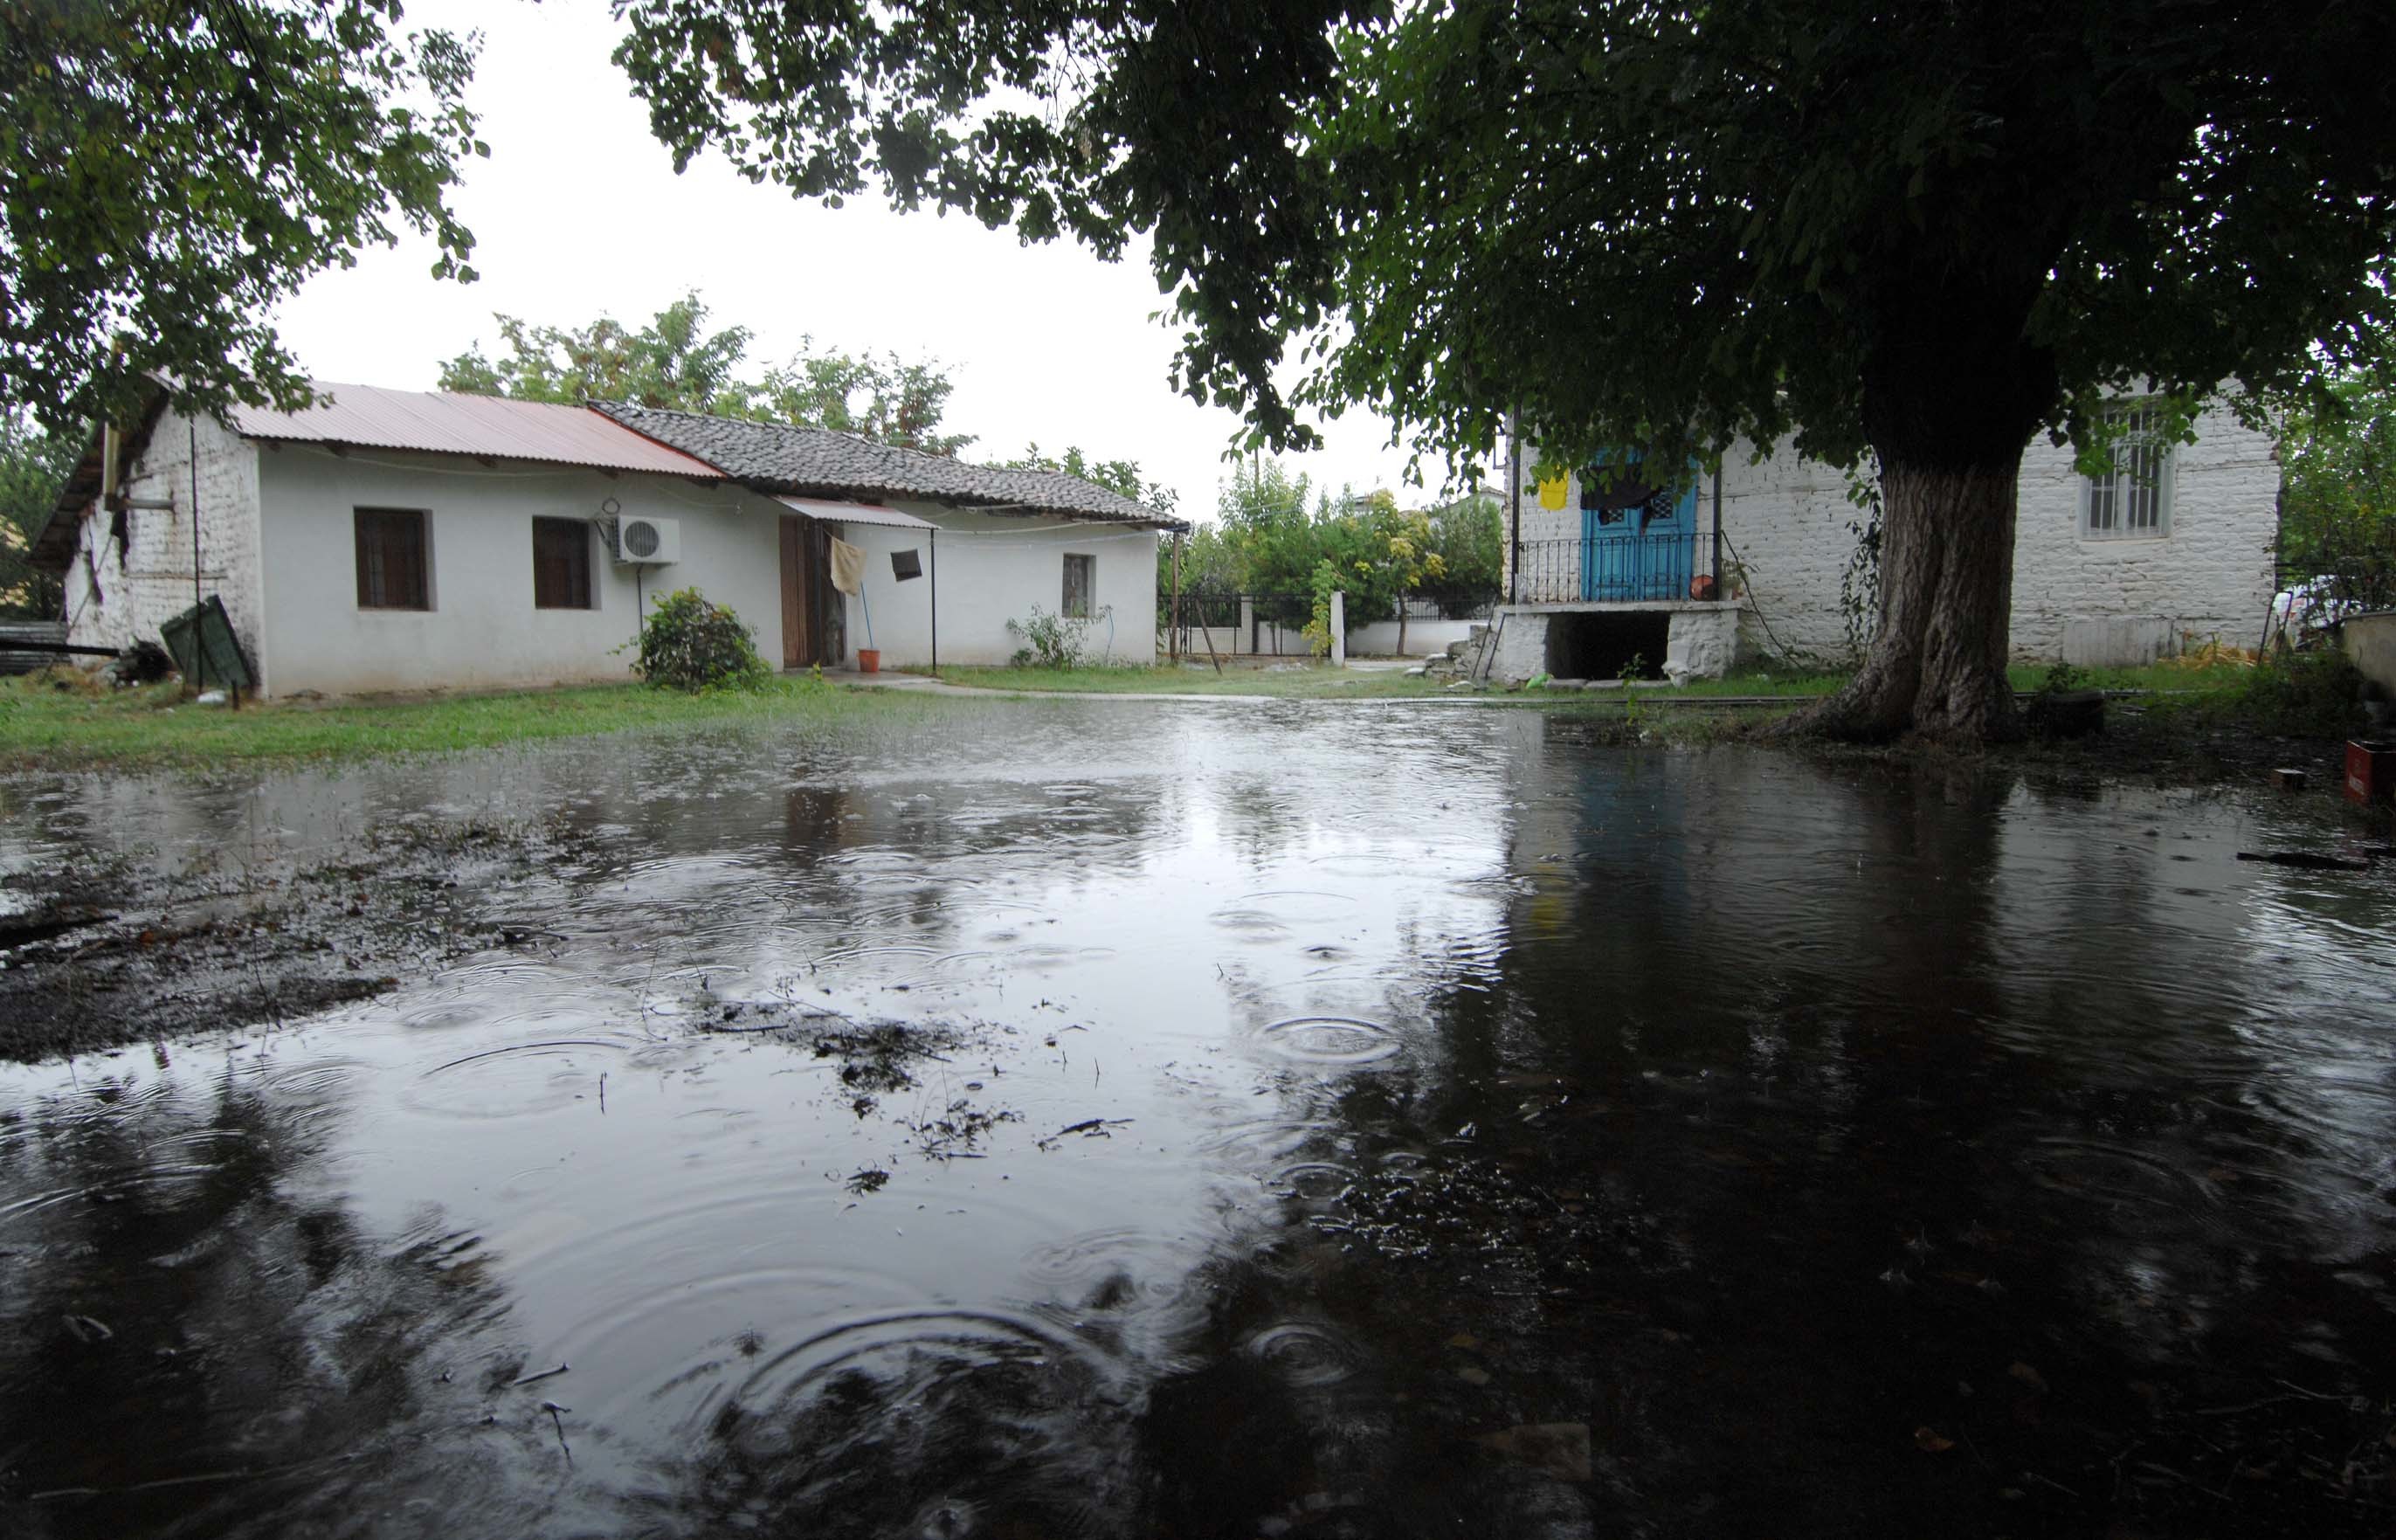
[[0, 815, 596, 1062], [3, 702, 2393, 1537]]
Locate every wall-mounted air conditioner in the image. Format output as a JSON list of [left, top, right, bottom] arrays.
[[609, 515, 680, 565]]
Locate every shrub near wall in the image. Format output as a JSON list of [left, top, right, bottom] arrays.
[[631, 588, 771, 692]]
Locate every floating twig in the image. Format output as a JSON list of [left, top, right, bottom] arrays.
[[509, 1362, 570, 1388]]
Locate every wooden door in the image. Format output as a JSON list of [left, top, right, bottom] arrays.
[[779, 514, 811, 668], [780, 514, 838, 666]]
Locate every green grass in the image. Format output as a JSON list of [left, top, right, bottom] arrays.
[[0, 672, 913, 772], [914, 662, 1474, 697], [2003, 660, 2254, 694], [917, 659, 2265, 702]]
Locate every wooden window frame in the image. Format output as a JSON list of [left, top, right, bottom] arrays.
[[354, 508, 432, 611], [1061, 551, 1095, 619], [531, 516, 595, 611]]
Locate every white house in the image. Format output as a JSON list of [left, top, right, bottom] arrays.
[[1492, 398, 2282, 680], [32, 383, 1184, 697]]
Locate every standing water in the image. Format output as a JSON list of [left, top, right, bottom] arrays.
[[3, 700, 2393, 1537]]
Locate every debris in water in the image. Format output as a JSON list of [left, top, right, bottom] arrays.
[[1473, 1422, 1592, 1483]]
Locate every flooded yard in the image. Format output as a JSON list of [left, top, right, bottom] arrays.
[[4, 700, 2394, 1537]]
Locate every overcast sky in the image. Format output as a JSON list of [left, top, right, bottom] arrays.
[[271, 0, 1460, 522]]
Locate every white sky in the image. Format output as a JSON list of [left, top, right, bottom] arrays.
[[272, 0, 1460, 522]]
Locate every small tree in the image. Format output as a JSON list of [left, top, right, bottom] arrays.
[[0, 409, 79, 618], [2274, 354, 2396, 613], [631, 589, 771, 693]]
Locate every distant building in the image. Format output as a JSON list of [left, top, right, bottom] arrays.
[[31, 383, 1184, 696], [1494, 397, 2279, 680]]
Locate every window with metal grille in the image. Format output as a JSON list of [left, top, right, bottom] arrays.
[[354, 508, 430, 610], [532, 517, 593, 609], [2083, 405, 2173, 539], [1062, 552, 1095, 618]]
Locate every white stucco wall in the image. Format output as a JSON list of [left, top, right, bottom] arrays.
[[1505, 399, 2282, 666], [61, 409, 266, 674], [252, 445, 788, 697], [832, 508, 1159, 668]]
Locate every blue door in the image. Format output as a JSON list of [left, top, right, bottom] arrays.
[[1579, 456, 1696, 601]]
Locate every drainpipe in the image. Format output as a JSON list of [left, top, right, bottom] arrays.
[[929, 526, 938, 672]]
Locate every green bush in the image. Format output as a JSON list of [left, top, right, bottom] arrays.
[[630, 588, 771, 692], [2228, 648, 2365, 737], [1006, 605, 1103, 668]]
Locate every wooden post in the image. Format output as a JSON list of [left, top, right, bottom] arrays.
[[189, 422, 204, 699], [1169, 533, 1183, 665]]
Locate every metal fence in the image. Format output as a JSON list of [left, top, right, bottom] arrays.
[[1514, 534, 1715, 604], [1160, 589, 1498, 653]]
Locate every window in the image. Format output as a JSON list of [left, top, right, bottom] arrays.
[[1062, 552, 1095, 618], [2083, 404, 2173, 539], [354, 508, 430, 610], [532, 517, 593, 609]]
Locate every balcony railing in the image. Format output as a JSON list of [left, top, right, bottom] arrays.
[[1514, 534, 1715, 605]]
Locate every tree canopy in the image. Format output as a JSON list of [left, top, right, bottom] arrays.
[[611, 0, 2396, 736], [2, 1, 487, 432], [1166, 459, 1502, 633], [1000, 445, 1177, 514], [2274, 331, 2396, 612], [438, 292, 976, 455]]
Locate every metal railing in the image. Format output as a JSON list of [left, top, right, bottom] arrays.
[[1514, 534, 1713, 604]]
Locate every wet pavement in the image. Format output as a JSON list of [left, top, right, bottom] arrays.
[[3, 700, 2394, 1537]]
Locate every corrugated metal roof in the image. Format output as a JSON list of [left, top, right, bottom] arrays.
[[777, 495, 936, 531], [231, 383, 724, 479]]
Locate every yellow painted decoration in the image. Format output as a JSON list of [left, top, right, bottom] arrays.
[[1536, 474, 1570, 511]]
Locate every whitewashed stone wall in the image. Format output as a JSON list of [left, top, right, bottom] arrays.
[[60, 410, 266, 676], [1502, 400, 2281, 666], [2008, 404, 2279, 661]]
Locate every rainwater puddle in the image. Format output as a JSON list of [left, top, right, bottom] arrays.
[[3, 701, 2395, 1537]]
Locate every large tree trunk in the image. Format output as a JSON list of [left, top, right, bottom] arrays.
[[1799, 454, 2023, 741], [1789, 270, 2057, 742]]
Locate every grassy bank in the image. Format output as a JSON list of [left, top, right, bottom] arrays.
[[0, 672, 911, 772]]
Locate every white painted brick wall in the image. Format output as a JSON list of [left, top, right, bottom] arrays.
[[1503, 401, 2281, 666], [61, 410, 265, 679]]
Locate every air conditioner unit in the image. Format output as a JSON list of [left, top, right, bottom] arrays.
[[609, 515, 680, 565]]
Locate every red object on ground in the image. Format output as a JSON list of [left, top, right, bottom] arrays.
[[856, 649, 881, 674], [2344, 740, 2396, 804], [1688, 573, 1717, 601]]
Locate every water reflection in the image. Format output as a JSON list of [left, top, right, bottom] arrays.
[[3, 702, 2393, 1536]]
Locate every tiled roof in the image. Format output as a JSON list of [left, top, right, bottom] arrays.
[[596, 402, 1188, 531]]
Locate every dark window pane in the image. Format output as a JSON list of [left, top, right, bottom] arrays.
[[1062, 553, 1094, 619], [354, 508, 429, 610], [533, 517, 591, 609]]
